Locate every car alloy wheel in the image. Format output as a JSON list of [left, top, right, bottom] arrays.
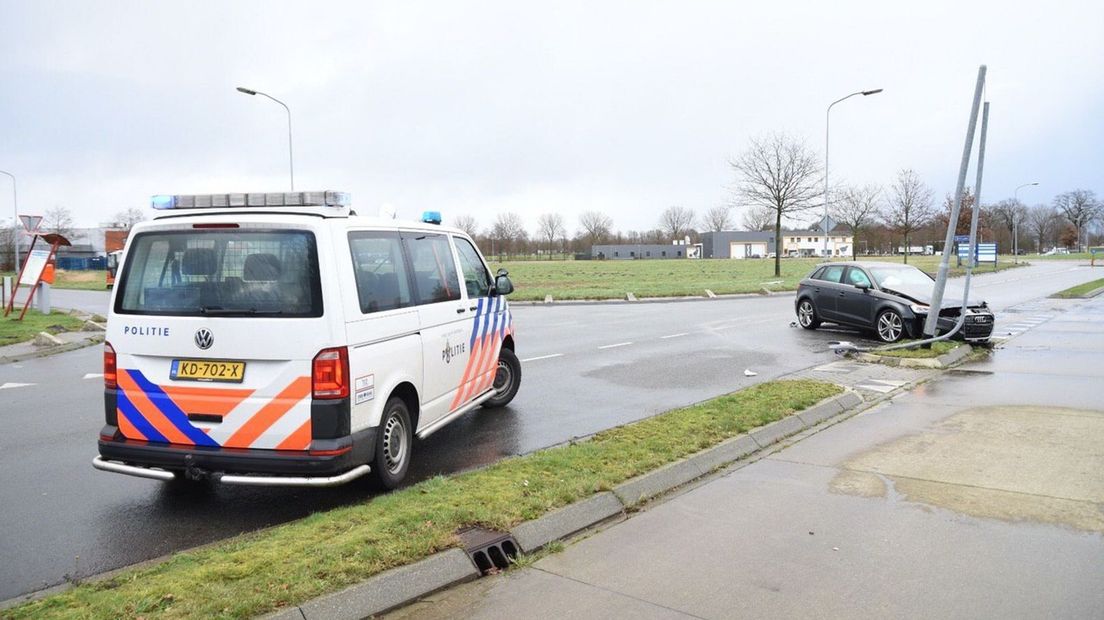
[[877, 310, 904, 343], [797, 299, 820, 329]]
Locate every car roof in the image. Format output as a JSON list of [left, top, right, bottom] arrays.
[[816, 261, 919, 269]]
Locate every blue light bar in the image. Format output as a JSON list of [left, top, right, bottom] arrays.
[[422, 211, 442, 225], [150, 191, 350, 210]]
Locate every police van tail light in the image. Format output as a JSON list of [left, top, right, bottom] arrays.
[[312, 347, 349, 399], [104, 342, 118, 389]]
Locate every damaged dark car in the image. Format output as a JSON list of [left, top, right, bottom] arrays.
[[794, 262, 994, 344]]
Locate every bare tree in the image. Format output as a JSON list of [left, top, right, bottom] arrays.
[[988, 198, 1028, 252], [110, 207, 146, 230], [0, 224, 16, 271], [490, 212, 528, 257], [741, 204, 775, 232], [1025, 204, 1061, 253], [884, 169, 935, 264], [578, 210, 613, 247], [43, 205, 76, 239], [1053, 189, 1100, 252], [702, 205, 733, 232], [659, 205, 695, 240], [451, 214, 480, 237], [832, 184, 882, 260], [730, 133, 822, 276], [536, 213, 566, 259]]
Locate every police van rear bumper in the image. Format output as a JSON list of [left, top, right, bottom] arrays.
[[95, 426, 376, 487]]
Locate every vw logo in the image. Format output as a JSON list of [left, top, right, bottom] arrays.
[[194, 328, 214, 350]]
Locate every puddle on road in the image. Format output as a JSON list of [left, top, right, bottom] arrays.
[[831, 405, 1104, 533]]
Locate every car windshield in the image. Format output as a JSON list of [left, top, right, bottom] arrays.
[[115, 229, 322, 317], [869, 265, 934, 295]]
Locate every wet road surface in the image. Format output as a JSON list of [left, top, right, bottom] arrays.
[[0, 260, 1097, 601]]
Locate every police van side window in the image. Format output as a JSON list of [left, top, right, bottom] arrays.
[[453, 237, 491, 298], [348, 232, 413, 314], [403, 233, 462, 304]]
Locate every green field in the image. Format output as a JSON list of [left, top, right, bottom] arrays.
[[0, 309, 85, 346], [490, 256, 1024, 301], [1, 270, 108, 291]]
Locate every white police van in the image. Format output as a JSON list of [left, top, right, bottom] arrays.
[[93, 191, 520, 489]]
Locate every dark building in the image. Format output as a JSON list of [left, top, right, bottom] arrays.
[[591, 244, 689, 260], [699, 231, 776, 259]]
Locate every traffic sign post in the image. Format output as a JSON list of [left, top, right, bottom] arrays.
[[18, 214, 43, 233]]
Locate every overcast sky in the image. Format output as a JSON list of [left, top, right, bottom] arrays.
[[2, 0, 1101, 233]]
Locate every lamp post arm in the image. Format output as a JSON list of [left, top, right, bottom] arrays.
[[824, 92, 861, 257]]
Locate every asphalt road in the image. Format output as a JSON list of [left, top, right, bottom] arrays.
[[0, 260, 1097, 601]]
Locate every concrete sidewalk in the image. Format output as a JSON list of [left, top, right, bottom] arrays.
[[388, 296, 1104, 619]]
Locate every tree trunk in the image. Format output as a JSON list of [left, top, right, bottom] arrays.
[[773, 210, 782, 277], [903, 233, 910, 264]]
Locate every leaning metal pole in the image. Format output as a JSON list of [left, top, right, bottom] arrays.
[[924, 65, 986, 338], [959, 101, 990, 313]]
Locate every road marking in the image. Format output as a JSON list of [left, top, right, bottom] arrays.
[[598, 342, 633, 350], [0, 383, 35, 390], [83, 373, 104, 380], [660, 332, 688, 339], [856, 383, 897, 394], [521, 353, 564, 363]]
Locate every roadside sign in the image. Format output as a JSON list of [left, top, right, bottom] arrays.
[[19, 248, 51, 286], [954, 235, 970, 244], [18, 214, 43, 233]]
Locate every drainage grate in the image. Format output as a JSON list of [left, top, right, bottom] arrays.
[[457, 527, 518, 574]]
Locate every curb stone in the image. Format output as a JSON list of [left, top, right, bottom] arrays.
[[268, 549, 479, 620], [613, 459, 704, 507], [509, 492, 624, 552], [749, 414, 807, 448], [852, 344, 973, 369], [686, 435, 760, 475]]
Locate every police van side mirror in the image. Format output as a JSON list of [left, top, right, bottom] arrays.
[[493, 269, 514, 296]]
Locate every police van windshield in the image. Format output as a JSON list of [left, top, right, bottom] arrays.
[[115, 229, 322, 317]]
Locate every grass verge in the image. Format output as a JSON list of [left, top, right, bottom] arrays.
[[1050, 278, 1104, 299], [5, 379, 841, 620], [0, 270, 107, 291], [0, 309, 85, 346], [491, 257, 1027, 301], [873, 340, 959, 359]]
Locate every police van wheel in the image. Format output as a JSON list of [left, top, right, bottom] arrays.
[[482, 348, 521, 409], [369, 398, 412, 490]]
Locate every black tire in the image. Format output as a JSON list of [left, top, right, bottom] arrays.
[[875, 309, 905, 343], [369, 397, 413, 490], [796, 298, 821, 329], [482, 347, 521, 409]]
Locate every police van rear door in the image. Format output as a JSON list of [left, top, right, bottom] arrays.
[[110, 221, 334, 452]]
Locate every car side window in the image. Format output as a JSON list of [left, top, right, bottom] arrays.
[[819, 265, 845, 283], [846, 268, 872, 288], [348, 231, 413, 314], [453, 236, 492, 299], [403, 232, 462, 304]]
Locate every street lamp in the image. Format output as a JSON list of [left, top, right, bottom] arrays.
[[824, 88, 883, 259], [0, 169, 17, 270], [236, 86, 295, 190], [1013, 182, 1039, 262]]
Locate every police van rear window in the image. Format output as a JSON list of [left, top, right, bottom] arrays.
[[114, 230, 322, 317]]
